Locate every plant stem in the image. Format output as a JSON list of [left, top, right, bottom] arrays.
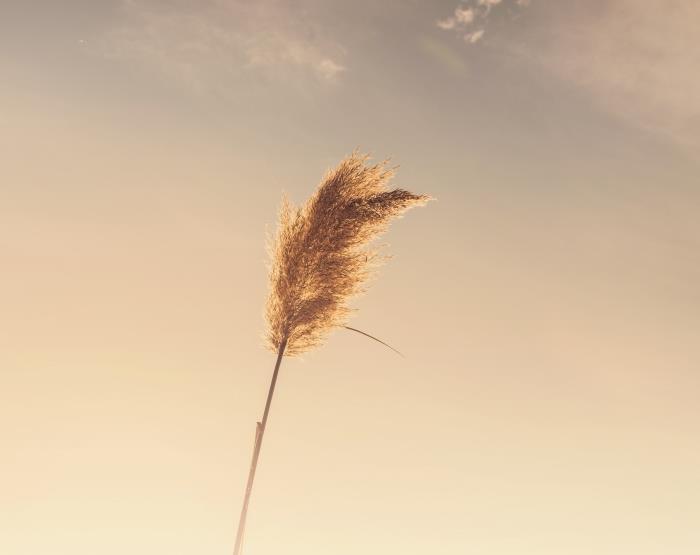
[[233, 338, 287, 555]]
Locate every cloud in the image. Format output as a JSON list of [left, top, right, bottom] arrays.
[[437, 6, 475, 30], [437, 0, 528, 45], [317, 58, 346, 80], [99, 0, 346, 92], [435, 0, 699, 153], [243, 28, 346, 81], [465, 29, 485, 44], [455, 7, 476, 24], [436, 18, 457, 30], [512, 0, 700, 153]]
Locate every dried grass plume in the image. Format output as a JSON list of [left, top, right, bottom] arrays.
[[265, 152, 429, 356]]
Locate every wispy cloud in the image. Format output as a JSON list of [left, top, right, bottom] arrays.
[[478, 0, 503, 7], [436, 0, 699, 153], [465, 29, 485, 44], [437, 7, 475, 30], [99, 0, 346, 93], [437, 0, 529, 45], [512, 0, 700, 154]]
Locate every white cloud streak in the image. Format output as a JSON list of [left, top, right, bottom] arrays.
[[465, 29, 485, 44], [436, 0, 699, 153], [514, 0, 700, 153], [436, 18, 457, 30], [99, 0, 346, 92], [455, 7, 476, 24], [437, 0, 528, 45]]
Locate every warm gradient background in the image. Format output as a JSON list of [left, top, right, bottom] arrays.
[[2, 1, 699, 554]]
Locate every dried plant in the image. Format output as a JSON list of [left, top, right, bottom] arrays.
[[233, 152, 429, 555], [265, 152, 429, 355]]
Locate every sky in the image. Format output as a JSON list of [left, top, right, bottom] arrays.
[[1, 1, 699, 554]]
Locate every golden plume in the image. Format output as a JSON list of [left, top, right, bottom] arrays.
[[233, 153, 428, 555], [265, 152, 429, 355]]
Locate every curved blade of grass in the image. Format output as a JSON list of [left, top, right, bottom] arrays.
[[343, 326, 404, 357]]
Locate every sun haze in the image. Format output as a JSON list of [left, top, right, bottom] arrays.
[[2, 2, 699, 555]]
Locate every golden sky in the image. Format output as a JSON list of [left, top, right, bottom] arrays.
[[2, 1, 699, 554]]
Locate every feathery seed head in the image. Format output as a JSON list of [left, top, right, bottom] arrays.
[[265, 153, 429, 356]]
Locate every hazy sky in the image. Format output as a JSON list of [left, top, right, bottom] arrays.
[[2, 1, 699, 554]]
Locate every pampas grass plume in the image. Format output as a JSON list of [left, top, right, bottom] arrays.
[[265, 152, 429, 355], [233, 152, 429, 555]]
